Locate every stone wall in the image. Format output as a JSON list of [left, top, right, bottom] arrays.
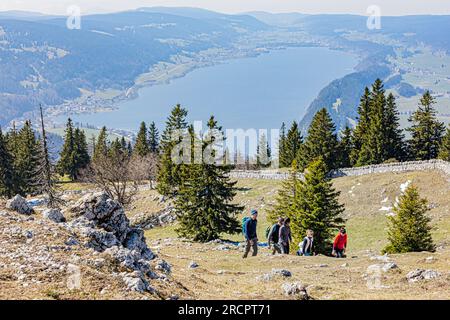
[[229, 160, 450, 180]]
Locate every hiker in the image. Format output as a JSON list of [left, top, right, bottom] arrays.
[[267, 217, 284, 254], [297, 229, 314, 256], [242, 209, 258, 258], [332, 227, 348, 258], [278, 217, 292, 254]]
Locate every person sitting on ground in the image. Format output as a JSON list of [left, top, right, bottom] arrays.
[[278, 217, 292, 254], [242, 209, 258, 259], [297, 229, 315, 256], [267, 217, 284, 255], [332, 227, 348, 258]]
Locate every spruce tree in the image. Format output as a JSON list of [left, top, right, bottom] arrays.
[[383, 185, 435, 254], [57, 118, 76, 180], [338, 125, 354, 168], [384, 93, 405, 161], [350, 87, 371, 165], [256, 133, 271, 168], [407, 91, 445, 160], [15, 121, 40, 195], [175, 116, 242, 242], [73, 128, 90, 180], [438, 125, 450, 161], [278, 122, 287, 167], [284, 121, 303, 168], [157, 104, 188, 197], [301, 108, 338, 170], [93, 127, 108, 161], [0, 127, 15, 198], [357, 79, 387, 165], [148, 121, 160, 154], [268, 160, 300, 223], [134, 121, 150, 157], [289, 158, 345, 254]]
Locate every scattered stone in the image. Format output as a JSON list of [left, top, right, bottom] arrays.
[[122, 273, 153, 293], [370, 253, 390, 262], [282, 282, 309, 300], [6, 195, 34, 215], [271, 269, 292, 277], [42, 208, 66, 223], [382, 262, 398, 272], [65, 237, 79, 246], [23, 230, 33, 239], [256, 273, 273, 282], [406, 269, 441, 282], [188, 261, 199, 269], [341, 263, 349, 267], [425, 256, 436, 263], [155, 259, 171, 274]]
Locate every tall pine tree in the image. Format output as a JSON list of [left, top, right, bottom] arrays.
[[0, 127, 16, 198], [157, 104, 189, 197], [407, 91, 445, 160], [438, 125, 450, 161], [300, 108, 338, 171], [278, 122, 287, 167], [338, 125, 354, 168], [148, 121, 160, 154], [383, 185, 435, 254], [93, 126, 108, 161], [288, 158, 345, 254], [350, 87, 371, 165], [384, 93, 405, 160], [284, 121, 303, 168], [175, 116, 242, 242], [256, 133, 271, 168], [133, 121, 150, 157]]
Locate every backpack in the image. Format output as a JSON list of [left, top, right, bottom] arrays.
[[242, 217, 251, 235], [267, 224, 280, 243]]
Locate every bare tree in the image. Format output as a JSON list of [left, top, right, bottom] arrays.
[[129, 153, 159, 189], [34, 104, 63, 208]]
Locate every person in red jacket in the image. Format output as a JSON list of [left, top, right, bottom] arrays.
[[332, 227, 347, 258]]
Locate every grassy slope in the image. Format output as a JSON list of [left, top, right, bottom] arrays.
[[140, 170, 449, 300]]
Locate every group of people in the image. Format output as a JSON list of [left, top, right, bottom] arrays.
[[242, 209, 348, 258]]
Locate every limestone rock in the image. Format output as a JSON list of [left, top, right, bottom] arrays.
[[188, 261, 199, 269], [282, 282, 309, 300], [406, 269, 441, 282], [271, 269, 292, 277], [43, 208, 66, 223], [6, 195, 34, 215]]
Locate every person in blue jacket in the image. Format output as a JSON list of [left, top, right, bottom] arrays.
[[243, 209, 258, 258]]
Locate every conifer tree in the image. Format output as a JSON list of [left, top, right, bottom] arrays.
[[383, 185, 435, 254], [407, 91, 445, 160], [93, 127, 108, 161], [338, 125, 353, 168], [134, 121, 150, 157], [438, 125, 450, 161], [0, 127, 15, 198], [267, 160, 300, 223], [357, 79, 387, 165], [300, 108, 338, 170], [384, 93, 405, 160], [175, 116, 242, 242], [350, 87, 371, 165], [284, 121, 303, 168], [256, 133, 271, 168], [148, 121, 160, 154], [14, 121, 40, 195], [57, 118, 76, 180], [278, 122, 287, 167], [288, 158, 345, 254], [157, 104, 188, 197]]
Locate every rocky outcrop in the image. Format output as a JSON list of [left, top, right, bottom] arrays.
[[66, 192, 166, 293], [6, 195, 34, 215], [42, 208, 66, 223], [406, 269, 441, 282]]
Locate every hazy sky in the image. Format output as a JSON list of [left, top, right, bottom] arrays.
[[1, 0, 449, 16]]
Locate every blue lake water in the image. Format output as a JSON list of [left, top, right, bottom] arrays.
[[62, 47, 357, 132]]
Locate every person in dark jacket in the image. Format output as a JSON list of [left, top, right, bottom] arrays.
[[297, 229, 315, 256], [243, 209, 258, 258], [268, 217, 284, 254], [278, 218, 292, 254]]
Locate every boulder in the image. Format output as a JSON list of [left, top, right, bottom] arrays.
[[271, 269, 292, 277], [406, 269, 441, 282], [6, 195, 34, 215], [282, 282, 309, 300], [43, 208, 66, 223], [155, 259, 171, 274], [122, 273, 153, 293], [382, 262, 398, 272]]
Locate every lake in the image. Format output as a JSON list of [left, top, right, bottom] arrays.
[[61, 47, 357, 132]]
